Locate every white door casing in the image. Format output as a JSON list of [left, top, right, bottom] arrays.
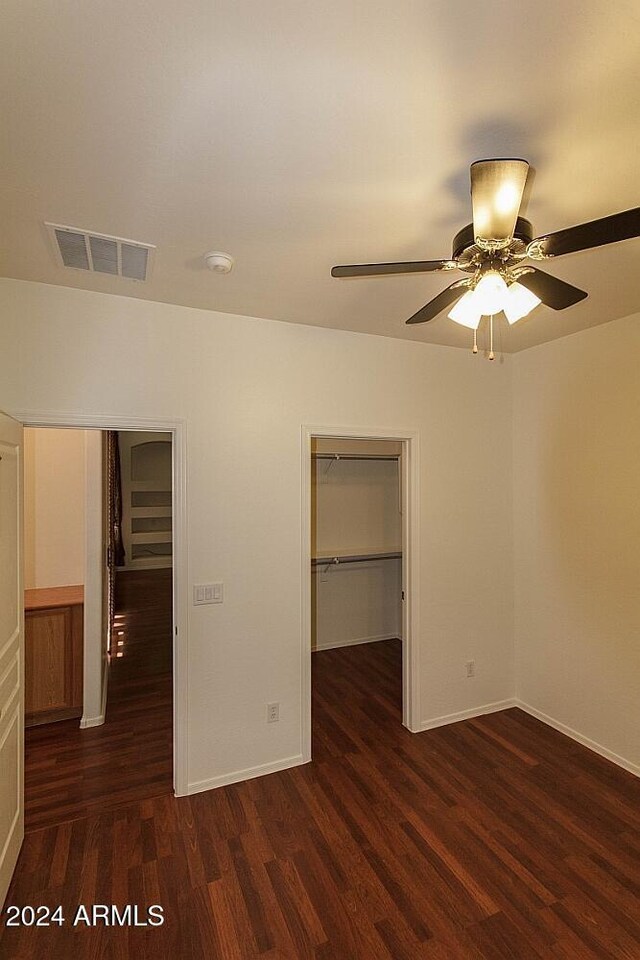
[[0, 411, 24, 906], [301, 424, 421, 765], [8, 411, 188, 797]]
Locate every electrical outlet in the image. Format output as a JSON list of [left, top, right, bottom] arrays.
[[465, 660, 475, 678], [267, 702, 280, 723]]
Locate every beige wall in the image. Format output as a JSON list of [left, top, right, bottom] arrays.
[[23, 425, 105, 724], [312, 456, 401, 558], [24, 427, 87, 589], [312, 559, 402, 651], [1, 277, 515, 791], [513, 311, 640, 771]]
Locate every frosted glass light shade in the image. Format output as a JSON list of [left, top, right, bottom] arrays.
[[503, 282, 541, 324], [447, 290, 482, 329], [473, 271, 508, 315], [471, 159, 529, 245]]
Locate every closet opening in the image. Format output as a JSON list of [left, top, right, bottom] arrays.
[[307, 432, 418, 761]]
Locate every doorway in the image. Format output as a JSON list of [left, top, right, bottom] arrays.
[[21, 426, 177, 828], [17, 414, 187, 825], [301, 426, 420, 762]]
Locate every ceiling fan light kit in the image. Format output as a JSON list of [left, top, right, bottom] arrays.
[[447, 290, 482, 329], [503, 282, 541, 325], [447, 274, 542, 330], [470, 270, 508, 314], [331, 158, 640, 359]]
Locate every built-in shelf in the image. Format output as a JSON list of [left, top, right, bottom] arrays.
[[131, 541, 172, 559], [130, 530, 173, 544], [131, 490, 172, 507], [120, 433, 173, 569], [131, 505, 172, 519], [131, 517, 172, 534]]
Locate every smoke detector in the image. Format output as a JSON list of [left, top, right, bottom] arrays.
[[46, 223, 155, 281], [204, 251, 234, 274]]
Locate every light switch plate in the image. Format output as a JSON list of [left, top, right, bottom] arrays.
[[193, 583, 223, 605]]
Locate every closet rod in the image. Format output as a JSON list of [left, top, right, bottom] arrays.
[[312, 551, 402, 566], [312, 453, 399, 462]]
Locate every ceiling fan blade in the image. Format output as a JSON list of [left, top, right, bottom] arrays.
[[517, 268, 588, 310], [405, 281, 470, 325], [331, 259, 456, 278], [470, 158, 529, 247], [527, 207, 640, 259]]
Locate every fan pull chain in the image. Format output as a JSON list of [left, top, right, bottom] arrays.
[[472, 326, 478, 354], [489, 314, 495, 361]]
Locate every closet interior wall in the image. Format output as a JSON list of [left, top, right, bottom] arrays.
[[311, 438, 403, 651]]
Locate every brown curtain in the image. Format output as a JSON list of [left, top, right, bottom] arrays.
[[107, 431, 125, 567]]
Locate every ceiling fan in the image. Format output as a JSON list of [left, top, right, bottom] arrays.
[[331, 159, 640, 357]]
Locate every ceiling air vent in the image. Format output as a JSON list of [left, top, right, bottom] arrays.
[[45, 223, 155, 282]]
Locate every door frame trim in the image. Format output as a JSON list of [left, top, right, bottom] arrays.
[[11, 411, 188, 797], [0, 411, 24, 908], [300, 424, 421, 762]]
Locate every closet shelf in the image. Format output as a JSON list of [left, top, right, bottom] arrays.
[[130, 531, 173, 545], [312, 550, 402, 566], [131, 506, 172, 518], [312, 453, 399, 462]]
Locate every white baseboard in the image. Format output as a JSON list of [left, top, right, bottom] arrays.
[[419, 698, 517, 732], [187, 753, 306, 796], [185, 702, 639, 796], [80, 714, 105, 729], [515, 700, 640, 779], [80, 658, 109, 729], [313, 632, 399, 653], [101, 656, 109, 713]]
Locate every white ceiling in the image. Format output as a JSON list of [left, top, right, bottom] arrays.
[[1, 0, 639, 352]]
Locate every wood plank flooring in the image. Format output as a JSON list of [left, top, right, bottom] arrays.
[[22, 568, 173, 831], [3, 637, 640, 958]]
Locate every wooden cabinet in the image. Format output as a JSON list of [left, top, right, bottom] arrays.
[[24, 586, 83, 727]]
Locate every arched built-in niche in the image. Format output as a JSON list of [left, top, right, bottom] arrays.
[[131, 440, 172, 483], [118, 432, 172, 569]]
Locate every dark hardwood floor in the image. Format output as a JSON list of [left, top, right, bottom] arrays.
[[22, 568, 173, 832], [3, 637, 640, 958]]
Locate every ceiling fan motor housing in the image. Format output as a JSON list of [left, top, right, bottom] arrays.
[[452, 217, 534, 265]]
